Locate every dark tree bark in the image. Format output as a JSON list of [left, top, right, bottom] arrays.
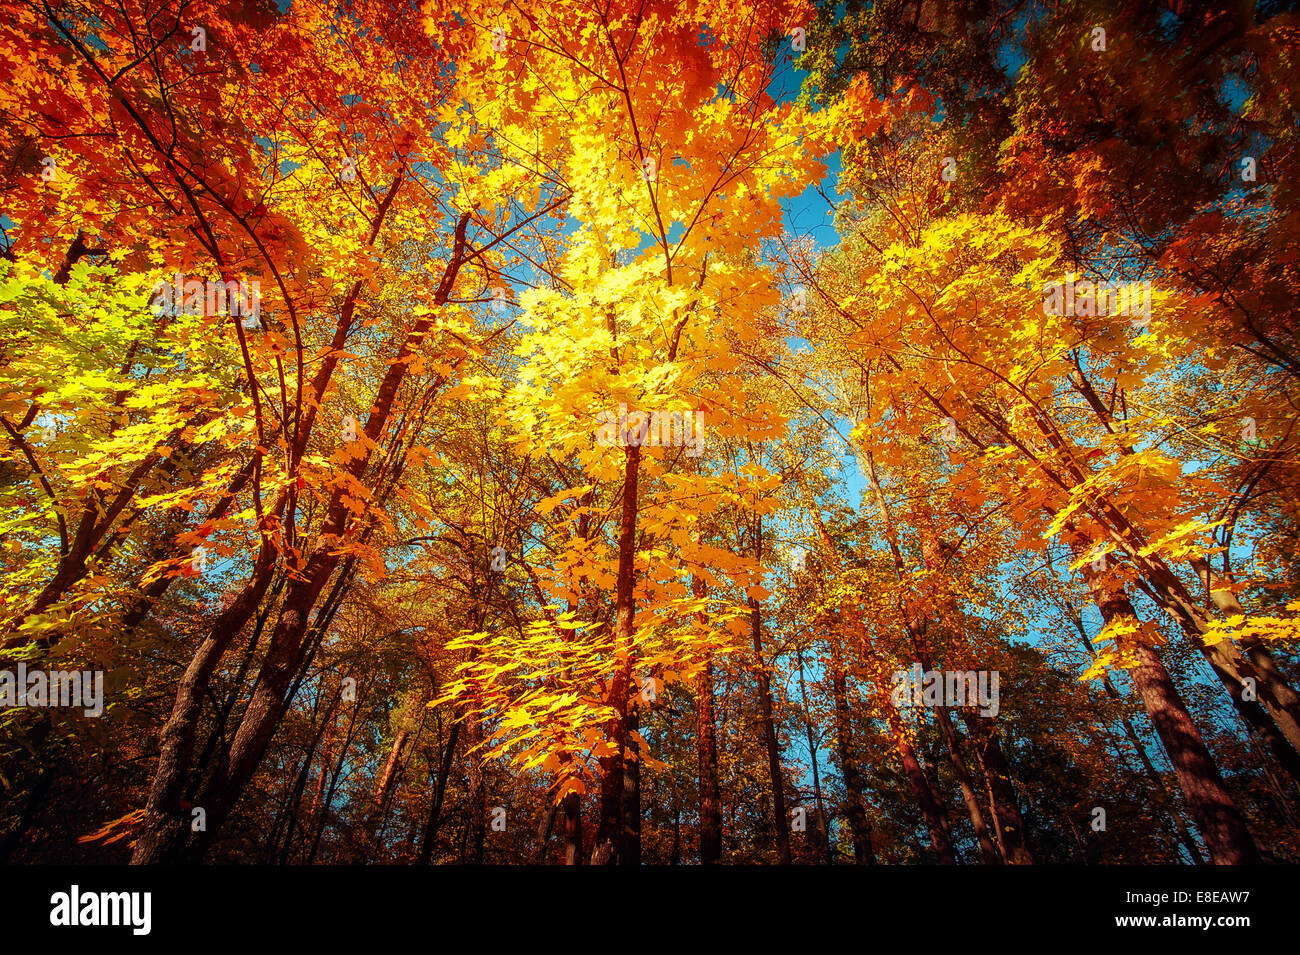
[[748, 517, 791, 864], [417, 720, 461, 865], [620, 707, 641, 866], [692, 575, 723, 865], [936, 706, 1001, 864], [827, 639, 878, 864], [886, 703, 956, 864], [592, 444, 641, 864], [562, 792, 583, 865], [959, 713, 1034, 864]]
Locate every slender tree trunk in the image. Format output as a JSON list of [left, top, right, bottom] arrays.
[[621, 706, 641, 866], [533, 799, 558, 863], [794, 478, 871, 862], [593, 444, 641, 864], [374, 731, 411, 813], [274, 686, 341, 863], [827, 640, 877, 864], [857, 450, 956, 863], [692, 575, 723, 864], [464, 717, 486, 865], [885, 703, 956, 863], [670, 807, 681, 864], [922, 743, 957, 857], [749, 517, 791, 864], [936, 706, 1001, 864], [368, 728, 411, 857], [417, 720, 460, 865], [906, 524, 1002, 865], [959, 712, 1034, 864], [306, 685, 367, 864], [796, 648, 838, 864]]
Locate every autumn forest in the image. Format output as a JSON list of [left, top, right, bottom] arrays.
[[1, 0, 1298, 871]]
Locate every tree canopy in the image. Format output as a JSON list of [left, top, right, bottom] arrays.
[[1, 0, 1298, 867]]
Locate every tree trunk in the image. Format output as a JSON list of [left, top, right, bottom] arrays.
[[621, 706, 641, 866], [827, 639, 877, 864], [796, 647, 838, 864], [369, 728, 411, 855], [592, 444, 641, 864], [1122, 548, 1300, 782], [133, 211, 473, 863], [794, 477, 872, 863], [1190, 556, 1300, 767], [464, 716, 486, 864], [416, 720, 460, 865], [885, 703, 955, 864], [749, 517, 792, 864], [1065, 604, 1204, 863], [306, 685, 367, 863], [692, 575, 723, 864], [274, 685, 341, 863], [130, 540, 278, 864], [936, 706, 1001, 864], [1078, 544, 1260, 864], [959, 712, 1034, 864], [562, 792, 583, 865]]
